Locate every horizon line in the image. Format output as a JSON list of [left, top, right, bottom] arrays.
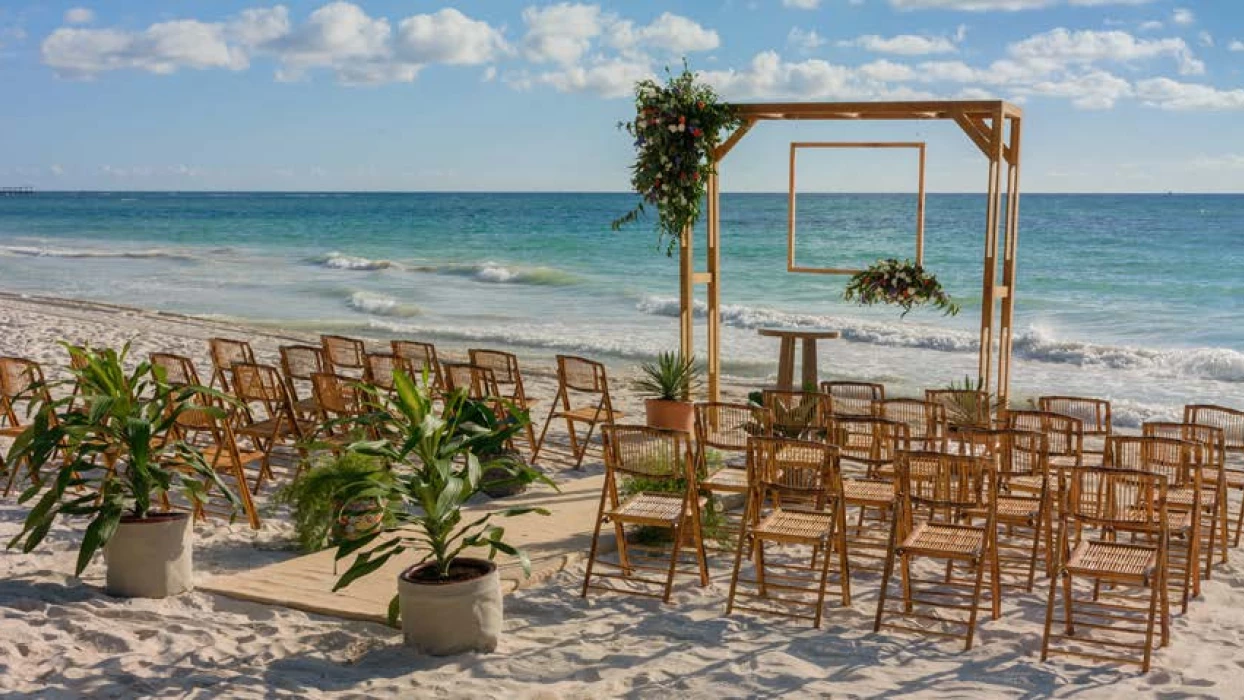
[[5, 189, 1237, 196]]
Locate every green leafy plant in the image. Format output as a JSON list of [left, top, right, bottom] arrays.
[[331, 371, 556, 624], [612, 63, 742, 255], [274, 451, 395, 552], [634, 351, 702, 402], [940, 375, 1001, 428], [6, 343, 241, 575], [844, 258, 960, 318], [620, 475, 729, 546]]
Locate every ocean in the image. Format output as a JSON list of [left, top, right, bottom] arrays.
[[1, 191, 1241, 426]]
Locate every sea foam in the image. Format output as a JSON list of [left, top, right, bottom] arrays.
[[347, 291, 420, 318], [414, 261, 580, 286], [314, 252, 393, 271]]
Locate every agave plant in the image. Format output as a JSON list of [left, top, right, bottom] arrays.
[[331, 371, 555, 623], [5, 343, 240, 575], [938, 375, 1001, 428], [634, 351, 702, 402]]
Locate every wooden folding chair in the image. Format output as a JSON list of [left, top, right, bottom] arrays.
[[310, 372, 368, 440], [1145, 421, 1227, 579], [469, 348, 538, 453], [926, 388, 993, 430], [208, 338, 255, 392], [875, 450, 999, 650], [321, 334, 367, 378], [761, 389, 832, 441], [1041, 467, 1170, 673], [230, 362, 315, 492], [533, 355, 622, 470], [831, 415, 908, 566], [1003, 409, 1084, 490], [875, 398, 949, 452], [442, 361, 501, 399], [695, 402, 773, 524], [363, 351, 415, 393], [1105, 435, 1200, 613], [821, 380, 885, 417], [159, 399, 261, 529], [1039, 396, 1111, 465], [279, 344, 326, 420], [1, 357, 50, 497], [391, 339, 444, 390], [582, 424, 708, 602], [1184, 404, 1244, 547], [151, 352, 204, 388], [726, 437, 850, 626]]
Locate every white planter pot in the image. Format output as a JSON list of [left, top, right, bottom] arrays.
[[398, 558, 502, 655], [103, 512, 193, 598]]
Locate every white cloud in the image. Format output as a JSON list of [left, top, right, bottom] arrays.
[[1138, 20, 1163, 32], [782, 0, 822, 9], [1135, 77, 1244, 110], [607, 12, 720, 55], [700, 51, 933, 100], [42, 21, 248, 78], [1230, 40, 1244, 52], [521, 3, 603, 66], [226, 7, 291, 47], [535, 57, 653, 97], [787, 27, 826, 54], [1198, 31, 1213, 48], [859, 59, 916, 81], [1015, 69, 1132, 108], [64, 8, 94, 25], [1008, 28, 1204, 76], [396, 8, 507, 65], [272, 2, 394, 83], [842, 33, 959, 55], [1171, 8, 1194, 26]]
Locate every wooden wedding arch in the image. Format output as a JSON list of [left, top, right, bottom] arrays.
[[679, 100, 1024, 406]]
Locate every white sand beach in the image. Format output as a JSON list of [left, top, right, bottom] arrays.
[[2, 293, 1243, 699]]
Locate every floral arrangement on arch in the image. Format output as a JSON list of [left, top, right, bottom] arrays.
[[843, 258, 961, 318], [611, 65, 742, 256]]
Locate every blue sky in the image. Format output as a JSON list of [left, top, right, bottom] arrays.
[[1, 1, 1242, 192]]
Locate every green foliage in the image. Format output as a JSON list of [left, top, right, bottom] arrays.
[[941, 375, 1002, 427], [634, 351, 702, 402], [844, 258, 960, 318], [612, 63, 742, 255], [329, 371, 557, 625], [5, 343, 241, 576], [274, 451, 394, 552]]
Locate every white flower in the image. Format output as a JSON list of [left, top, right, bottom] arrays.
[[638, 120, 646, 128], [678, 124, 686, 132], [668, 125, 678, 133]]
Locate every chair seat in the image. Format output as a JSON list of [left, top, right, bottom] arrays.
[[842, 479, 895, 506], [1006, 474, 1045, 493], [753, 508, 834, 544], [197, 445, 265, 468], [966, 495, 1041, 522], [1065, 539, 1157, 580], [293, 397, 319, 414], [558, 406, 623, 423], [700, 467, 749, 493], [1166, 487, 1201, 510], [1226, 470, 1244, 490], [237, 417, 316, 439], [899, 521, 986, 558], [607, 492, 685, 526]]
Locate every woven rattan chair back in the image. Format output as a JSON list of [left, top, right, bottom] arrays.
[[150, 352, 202, 388], [749, 436, 840, 506], [1039, 396, 1111, 438], [603, 424, 691, 483], [281, 344, 325, 382], [1063, 467, 1168, 534], [0, 357, 46, 428], [320, 335, 367, 376], [1185, 404, 1244, 454], [208, 338, 255, 391], [468, 349, 521, 386], [1004, 409, 1083, 462], [695, 402, 771, 454], [311, 372, 363, 419], [821, 380, 885, 416], [926, 388, 993, 428], [874, 399, 948, 452], [363, 352, 414, 392], [762, 390, 832, 440], [559, 355, 607, 393], [897, 450, 990, 513], [231, 362, 290, 405], [391, 340, 444, 389], [442, 362, 501, 400], [830, 415, 908, 474], [1105, 436, 1197, 489]]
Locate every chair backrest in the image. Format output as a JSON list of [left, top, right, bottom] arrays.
[[468, 348, 521, 387], [391, 340, 443, 388], [231, 362, 292, 405], [926, 388, 992, 428], [821, 380, 885, 416], [694, 402, 771, 454], [557, 355, 609, 393], [747, 436, 841, 507], [1185, 404, 1244, 453], [280, 344, 325, 381], [1039, 396, 1111, 438], [1105, 435, 1198, 490], [151, 352, 202, 387], [1062, 467, 1168, 535], [1003, 409, 1083, 460], [1145, 421, 1224, 476], [762, 390, 832, 440], [0, 357, 46, 425], [311, 372, 363, 418], [602, 424, 694, 484], [829, 415, 909, 466], [998, 428, 1049, 480], [321, 334, 367, 374], [874, 398, 947, 451], [209, 338, 255, 388], [442, 362, 501, 400], [364, 352, 414, 392], [897, 450, 991, 512]]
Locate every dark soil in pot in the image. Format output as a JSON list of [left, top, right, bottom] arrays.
[[403, 557, 497, 585]]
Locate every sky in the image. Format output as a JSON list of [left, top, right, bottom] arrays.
[[0, 1, 1242, 192]]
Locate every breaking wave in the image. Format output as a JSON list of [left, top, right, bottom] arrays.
[[346, 291, 420, 318], [0, 245, 197, 262], [312, 251, 394, 271], [412, 261, 580, 286]]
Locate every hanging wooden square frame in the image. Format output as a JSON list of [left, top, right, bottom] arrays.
[[787, 141, 926, 275]]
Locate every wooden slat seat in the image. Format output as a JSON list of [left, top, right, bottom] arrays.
[[842, 479, 894, 506], [967, 495, 1041, 522], [236, 416, 317, 439], [1065, 540, 1158, 580], [561, 406, 623, 423], [606, 492, 686, 526], [752, 507, 835, 544], [899, 521, 986, 559]]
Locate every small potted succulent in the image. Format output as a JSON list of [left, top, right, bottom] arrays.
[[635, 351, 702, 433], [6, 344, 240, 598], [332, 371, 554, 655]]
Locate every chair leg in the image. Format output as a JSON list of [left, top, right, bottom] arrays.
[[1143, 576, 1160, 673], [613, 518, 632, 577], [725, 511, 753, 616], [1040, 570, 1060, 662], [1026, 516, 1043, 593], [990, 541, 1002, 620], [530, 397, 561, 465], [873, 546, 897, 634], [964, 555, 987, 650], [836, 507, 852, 607], [1062, 570, 1076, 636], [813, 536, 834, 628], [755, 540, 768, 597], [900, 553, 913, 614], [1233, 486, 1244, 548], [581, 513, 606, 598], [571, 420, 600, 471], [664, 522, 684, 603]]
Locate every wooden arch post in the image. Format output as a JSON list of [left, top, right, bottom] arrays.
[[682, 101, 1023, 407]]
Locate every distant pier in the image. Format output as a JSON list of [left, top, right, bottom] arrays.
[[1, 186, 35, 196]]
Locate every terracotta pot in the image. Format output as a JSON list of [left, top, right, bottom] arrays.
[[398, 558, 502, 655], [644, 399, 695, 433], [103, 511, 193, 598]]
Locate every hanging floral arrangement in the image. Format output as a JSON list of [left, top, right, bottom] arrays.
[[843, 258, 961, 318], [611, 65, 742, 256]]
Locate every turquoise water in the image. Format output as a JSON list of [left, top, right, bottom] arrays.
[[1, 192, 1242, 425]]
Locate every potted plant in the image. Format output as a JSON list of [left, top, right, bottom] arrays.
[[843, 258, 960, 318], [635, 351, 702, 433], [274, 451, 395, 552], [6, 344, 240, 598], [331, 371, 555, 655]]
